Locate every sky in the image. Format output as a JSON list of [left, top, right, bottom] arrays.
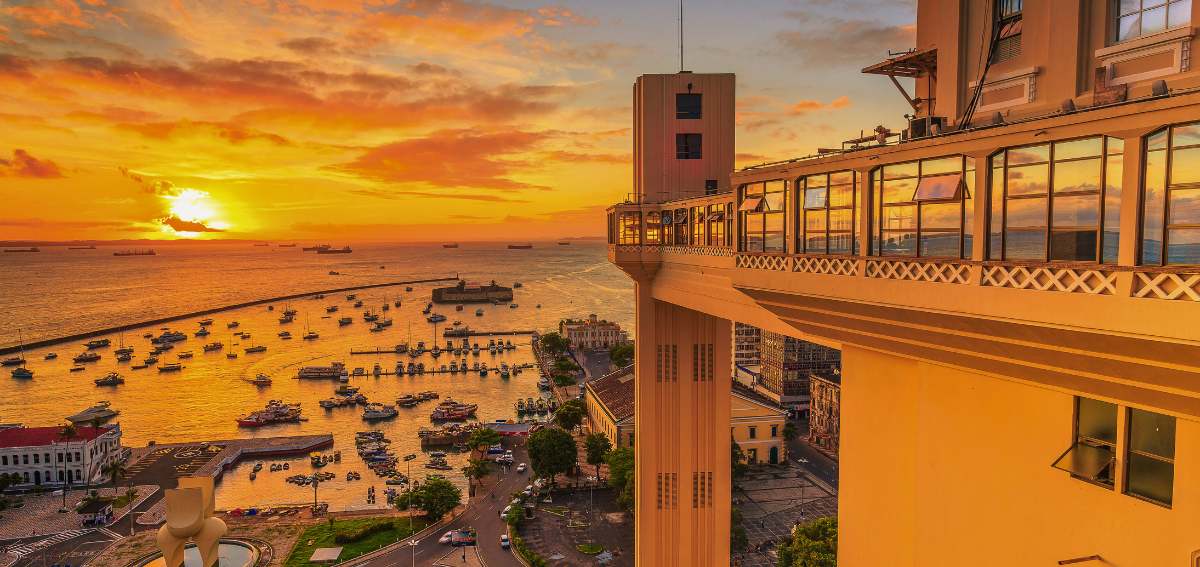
[[0, 0, 915, 242]]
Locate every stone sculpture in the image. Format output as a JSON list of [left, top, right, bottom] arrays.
[[156, 476, 226, 567]]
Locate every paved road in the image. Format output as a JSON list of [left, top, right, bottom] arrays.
[[359, 440, 529, 567], [785, 436, 838, 489]]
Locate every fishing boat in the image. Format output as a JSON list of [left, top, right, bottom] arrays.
[[84, 339, 111, 349], [158, 362, 184, 372], [338, 316, 353, 326], [362, 403, 398, 421], [249, 374, 272, 386], [73, 352, 101, 363], [244, 345, 267, 354], [66, 401, 118, 424], [278, 331, 292, 339], [94, 372, 124, 386], [199, 318, 214, 326], [113, 249, 155, 256], [296, 361, 347, 380], [203, 342, 224, 352]]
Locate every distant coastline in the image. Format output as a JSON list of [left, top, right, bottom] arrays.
[[0, 237, 606, 247]]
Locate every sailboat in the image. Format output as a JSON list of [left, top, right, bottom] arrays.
[[303, 314, 319, 340], [10, 331, 32, 379]]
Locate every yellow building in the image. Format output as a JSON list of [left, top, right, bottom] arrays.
[[585, 365, 635, 448], [731, 389, 788, 465], [606, 2, 1200, 566]]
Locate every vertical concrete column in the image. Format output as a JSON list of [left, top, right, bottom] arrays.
[[633, 284, 732, 567], [1117, 133, 1145, 267]]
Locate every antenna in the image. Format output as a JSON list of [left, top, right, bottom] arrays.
[[679, 0, 684, 72]]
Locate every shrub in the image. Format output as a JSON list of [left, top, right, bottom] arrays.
[[333, 519, 394, 544], [577, 543, 605, 555]]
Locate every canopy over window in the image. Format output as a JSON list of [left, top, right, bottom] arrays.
[[913, 173, 963, 201], [707, 210, 725, 221]]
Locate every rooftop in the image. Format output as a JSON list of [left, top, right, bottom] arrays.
[[588, 364, 635, 421], [0, 425, 111, 449]]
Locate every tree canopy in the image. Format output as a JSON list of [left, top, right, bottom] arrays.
[[609, 343, 634, 367], [399, 477, 462, 521], [540, 332, 570, 355], [527, 427, 577, 483], [605, 447, 635, 512], [554, 403, 585, 432], [584, 432, 612, 480], [776, 517, 838, 567], [466, 428, 501, 456]]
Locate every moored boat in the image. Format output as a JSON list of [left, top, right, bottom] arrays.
[[94, 372, 125, 386]]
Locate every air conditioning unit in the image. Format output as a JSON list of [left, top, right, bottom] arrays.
[[905, 116, 947, 140]]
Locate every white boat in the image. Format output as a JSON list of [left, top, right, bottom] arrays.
[[296, 362, 347, 380], [66, 401, 118, 424], [361, 403, 398, 421]]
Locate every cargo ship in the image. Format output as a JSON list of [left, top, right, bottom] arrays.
[[3, 247, 39, 253], [296, 361, 347, 380], [236, 400, 302, 427], [113, 249, 156, 256], [315, 246, 352, 254], [507, 244, 533, 249], [442, 243, 459, 248]]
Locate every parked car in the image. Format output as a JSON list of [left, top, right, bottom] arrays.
[[500, 534, 510, 548], [438, 530, 454, 545], [501, 505, 512, 518], [516, 463, 527, 473]]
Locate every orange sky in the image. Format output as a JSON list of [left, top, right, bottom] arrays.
[[0, 0, 914, 242]]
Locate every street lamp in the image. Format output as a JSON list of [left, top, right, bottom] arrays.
[[409, 538, 419, 567], [403, 454, 417, 536]]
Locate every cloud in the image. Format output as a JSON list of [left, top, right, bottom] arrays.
[[776, 14, 915, 68], [279, 36, 339, 55], [346, 188, 529, 203], [790, 96, 853, 115], [117, 120, 292, 146], [0, 149, 63, 178], [330, 129, 554, 191], [119, 166, 178, 196], [158, 214, 224, 233]]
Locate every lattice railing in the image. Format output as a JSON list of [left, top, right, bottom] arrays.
[[662, 245, 735, 257], [793, 256, 861, 276], [981, 265, 1117, 295], [864, 259, 970, 284], [614, 245, 644, 254], [1132, 271, 1200, 301], [735, 254, 792, 271]]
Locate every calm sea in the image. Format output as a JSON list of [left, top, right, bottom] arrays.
[[0, 241, 633, 510]]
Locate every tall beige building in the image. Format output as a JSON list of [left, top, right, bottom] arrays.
[[608, 1, 1200, 566]]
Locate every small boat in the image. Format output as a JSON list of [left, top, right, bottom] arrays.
[[362, 403, 398, 421], [11, 367, 33, 379], [510, 304, 518, 309], [335, 384, 359, 395], [131, 364, 147, 370], [73, 352, 101, 363], [227, 321, 240, 329], [199, 318, 214, 326], [194, 328, 210, 337], [278, 314, 294, 324], [227, 352, 238, 359], [513, 282, 523, 288], [278, 331, 292, 339], [158, 362, 184, 372], [244, 345, 267, 354], [353, 300, 364, 308], [84, 339, 111, 349], [249, 374, 272, 386], [94, 372, 124, 386], [455, 305, 464, 312], [475, 308, 484, 317], [44, 352, 57, 360], [406, 286, 413, 292], [3, 247, 39, 253], [1, 356, 24, 367], [303, 331, 319, 340], [507, 244, 533, 249], [203, 342, 224, 352], [316, 246, 353, 254], [70, 366, 85, 372], [326, 306, 338, 313], [346, 294, 357, 300], [66, 401, 118, 423], [177, 351, 194, 359], [338, 317, 353, 326], [328, 271, 340, 275]]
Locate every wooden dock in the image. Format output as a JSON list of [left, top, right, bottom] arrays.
[[442, 329, 537, 337], [339, 363, 536, 377]]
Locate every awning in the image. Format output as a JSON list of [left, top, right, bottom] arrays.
[[998, 18, 1022, 40], [707, 211, 725, 221], [913, 174, 963, 201], [862, 47, 937, 78], [1051, 442, 1113, 480], [739, 197, 764, 212]]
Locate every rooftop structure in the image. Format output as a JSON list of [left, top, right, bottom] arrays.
[[607, 2, 1200, 565]]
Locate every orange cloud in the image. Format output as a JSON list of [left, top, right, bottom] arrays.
[[790, 96, 853, 115], [0, 149, 63, 178], [159, 214, 224, 233]]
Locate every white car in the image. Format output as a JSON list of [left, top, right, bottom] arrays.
[[438, 530, 454, 544], [501, 505, 513, 518], [500, 534, 510, 548], [516, 463, 527, 473]]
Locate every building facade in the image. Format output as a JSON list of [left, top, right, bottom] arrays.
[[733, 322, 761, 366], [559, 314, 629, 350], [808, 371, 841, 458], [731, 390, 789, 465], [585, 365, 636, 448], [758, 331, 841, 415], [0, 424, 123, 487], [606, 2, 1200, 566]]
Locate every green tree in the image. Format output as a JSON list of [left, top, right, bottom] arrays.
[[554, 358, 579, 374], [604, 447, 635, 512], [783, 421, 799, 443], [609, 343, 634, 367], [583, 433, 612, 481], [102, 460, 128, 499], [466, 428, 502, 459], [461, 458, 490, 493], [554, 403, 585, 432], [731, 508, 749, 552], [777, 517, 838, 567], [540, 332, 569, 356], [527, 427, 577, 487], [732, 440, 748, 480], [58, 423, 79, 508], [413, 477, 462, 521], [552, 373, 576, 387]]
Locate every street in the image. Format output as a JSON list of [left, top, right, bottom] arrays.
[[786, 432, 838, 488], [357, 439, 529, 567]]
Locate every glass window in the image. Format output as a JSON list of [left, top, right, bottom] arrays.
[[707, 204, 726, 246], [740, 181, 787, 253], [645, 211, 662, 245], [1126, 408, 1175, 506], [691, 206, 706, 245], [1142, 123, 1200, 265], [1117, 0, 1191, 42], [874, 156, 970, 258], [1051, 397, 1117, 486], [798, 171, 856, 255], [676, 133, 702, 159], [991, 137, 1121, 262], [676, 93, 702, 119], [617, 211, 641, 245]]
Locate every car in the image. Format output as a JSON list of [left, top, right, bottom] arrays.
[[501, 505, 512, 518], [522, 486, 533, 497], [516, 463, 527, 473], [500, 534, 510, 548], [438, 530, 454, 544], [796, 457, 810, 464], [511, 497, 522, 506]]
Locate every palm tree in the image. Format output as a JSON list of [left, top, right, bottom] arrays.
[[58, 423, 78, 508], [102, 460, 128, 500]]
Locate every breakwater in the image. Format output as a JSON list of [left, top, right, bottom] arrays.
[[0, 276, 458, 355]]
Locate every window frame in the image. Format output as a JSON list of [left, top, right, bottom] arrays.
[[1114, 0, 1192, 44], [1123, 407, 1176, 508], [872, 155, 974, 259], [738, 181, 788, 253], [676, 93, 702, 120], [617, 211, 642, 245], [1140, 123, 1200, 266], [676, 133, 702, 160], [796, 170, 858, 256], [989, 136, 1122, 263], [1067, 396, 1118, 489]]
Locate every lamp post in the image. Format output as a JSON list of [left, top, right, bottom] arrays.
[[409, 538, 419, 567], [403, 453, 416, 536]]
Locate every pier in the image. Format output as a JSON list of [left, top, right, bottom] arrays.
[[0, 276, 458, 355], [127, 434, 335, 483], [441, 329, 537, 337]]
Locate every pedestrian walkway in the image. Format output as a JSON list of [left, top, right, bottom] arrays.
[[3, 530, 93, 558]]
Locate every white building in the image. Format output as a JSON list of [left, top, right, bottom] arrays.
[[0, 424, 123, 487], [559, 314, 628, 350]]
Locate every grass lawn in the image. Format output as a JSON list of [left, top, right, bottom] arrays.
[[284, 516, 429, 567]]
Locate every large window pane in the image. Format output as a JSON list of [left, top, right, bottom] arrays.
[[880, 231, 916, 255], [829, 183, 854, 208], [1118, 13, 1141, 41], [920, 232, 961, 257], [804, 187, 828, 209], [1054, 138, 1104, 160], [1008, 144, 1050, 165], [764, 191, 786, 212], [1006, 197, 1047, 228], [883, 162, 918, 180], [1142, 142, 1169, 264], [1167, 188, 1200, 224], [1053, 194, 1101, 227], [1103, 153, 1123, 264], [805, 210, 827, 233], [1129, 408, 1176, 458], [1170, 146, 1200, 185], [990, 163, 1005, 259], [921, 202, 962, 230], [1077, 397, 1117, 444], [1007, 164, 1049, 195], [1142, 5, 1167, 34], [883, 178, 916, 203], [1051, 230, 1098, 261], [1127, 453, 1174, 505], [882, 205, 916, 231], [829, 209, 854, 232], [921, 156, 962, 176], [1166, 228, 1200, 264], [829, 233, 852, 254], [1053, 158, 1103, 193], [1168, 0, 1191, 28], [1006, 230, 1047, 260]]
